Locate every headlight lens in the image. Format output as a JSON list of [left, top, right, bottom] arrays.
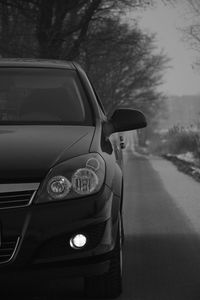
[[47, 176, 71, 199], [72, 168, 99, 195], [86, 157, 100, 171], [36, 153, 105, 203]]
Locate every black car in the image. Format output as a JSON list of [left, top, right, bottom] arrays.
[[0, 59, 146, 298]]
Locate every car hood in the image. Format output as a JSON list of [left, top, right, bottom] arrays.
[[0, 126, 95, 182]]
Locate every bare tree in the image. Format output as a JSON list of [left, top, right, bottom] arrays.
[[185, 0, 200, 58], [0, 0, 152, 58], [79, 19, 169, 115], [163, 0, 200, 66]]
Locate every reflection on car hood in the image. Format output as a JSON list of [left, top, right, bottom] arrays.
[[0, 126, 95, 183]]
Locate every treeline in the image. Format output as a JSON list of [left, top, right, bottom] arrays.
[[0, 0, 168, 126]]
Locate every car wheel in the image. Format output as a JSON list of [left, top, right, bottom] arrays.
[[84, 218, 122, 299]]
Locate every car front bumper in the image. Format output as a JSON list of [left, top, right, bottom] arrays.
[[0, 185, 120, 279]]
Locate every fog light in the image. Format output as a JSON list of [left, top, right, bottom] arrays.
[[69, 234, 87, 249]]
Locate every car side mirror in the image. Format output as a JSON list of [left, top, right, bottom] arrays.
[[104, 108, 147, 136]]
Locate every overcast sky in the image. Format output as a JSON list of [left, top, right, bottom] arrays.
[[127, 1, 200, 96]]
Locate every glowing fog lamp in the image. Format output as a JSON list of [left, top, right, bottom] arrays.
[[69, 234, 87, 249]]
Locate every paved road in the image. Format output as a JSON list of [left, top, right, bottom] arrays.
[[121, 150, 200, 300], [5, 150, 200, 299]]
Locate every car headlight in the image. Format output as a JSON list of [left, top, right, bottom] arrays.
[[72, 168, 99, 195], [47, 176, 72, 199], [36, 153, 105, 203]]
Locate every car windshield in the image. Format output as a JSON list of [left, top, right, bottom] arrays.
[[0, 68, 92, 125]]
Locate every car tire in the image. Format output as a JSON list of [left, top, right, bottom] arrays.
[[84, 218, 122, 299]]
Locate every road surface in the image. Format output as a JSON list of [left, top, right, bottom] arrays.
[[5, 149, 200, 299], [121, 150, 200, 300]]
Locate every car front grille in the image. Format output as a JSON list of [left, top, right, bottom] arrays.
[[0, 236, 20, 264], [0, 190, 35, 209]]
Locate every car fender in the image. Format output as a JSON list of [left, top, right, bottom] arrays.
[[108, 162, 123, 223]]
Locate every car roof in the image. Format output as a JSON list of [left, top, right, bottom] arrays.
[[0, 58, 75, 69]]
